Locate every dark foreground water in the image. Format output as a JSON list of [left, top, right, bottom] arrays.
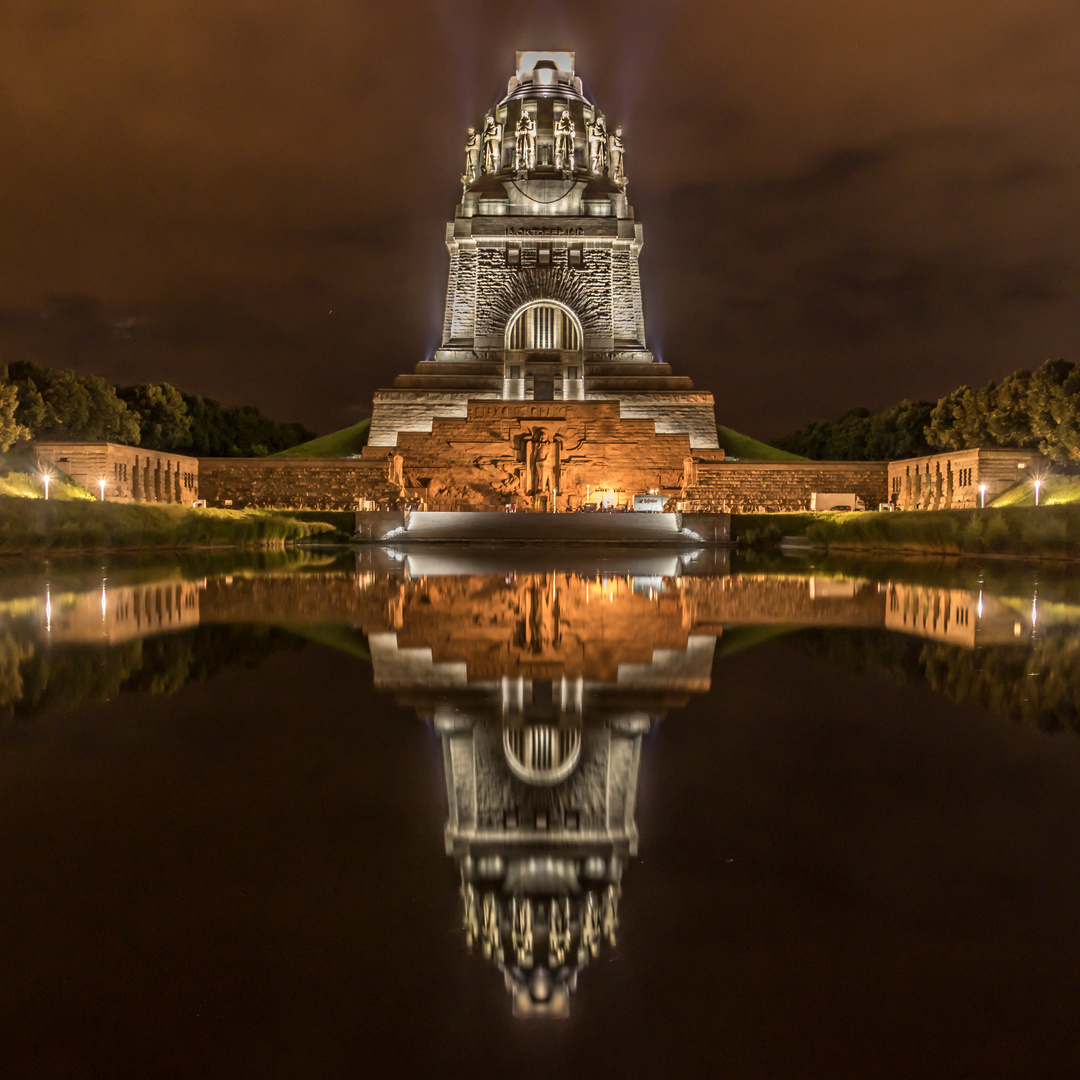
[[2, 546, 1080, 1078]]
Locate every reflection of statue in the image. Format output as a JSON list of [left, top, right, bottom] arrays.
[[588, 115, 607, 174], [388, 449, 405, 489], [525, 429, 560, 497], [514, 111, 536, 171], [554, 109, 575, 172], [462, 126, 481, 188], [482, 115, 503, 174], [608, 126, 625, 184], [681, 454, 697, 492]]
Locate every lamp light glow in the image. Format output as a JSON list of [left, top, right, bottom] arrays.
[[41, 471, 51, 500], [97, 478, 106, 501], [979, 483, 987, 509], [1034, 479, 1042, 506]]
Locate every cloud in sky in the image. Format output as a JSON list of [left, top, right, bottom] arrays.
[[1, 0, 1078, 436]]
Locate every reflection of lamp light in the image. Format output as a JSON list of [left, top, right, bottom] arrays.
[[97, 477, 106, 501], [979, 484, 987, 508]]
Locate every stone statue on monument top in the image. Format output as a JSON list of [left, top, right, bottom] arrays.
[[608, 127, 626, 184], [588, 115, 607, 174], [515, 111, 536, 171], [463, 126, 481, 189], [482, 116, 503, 174], [554, 109, 575, 173]]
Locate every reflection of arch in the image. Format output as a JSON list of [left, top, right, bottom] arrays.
[[503, 725, 581, 785], [505, 301, 583, 351]]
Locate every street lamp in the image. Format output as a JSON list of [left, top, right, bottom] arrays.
[[41, 470, 52, 500], [1034, 479, 1042, 506], [97, 478, 106, 501], [979, 484, 987, 509]]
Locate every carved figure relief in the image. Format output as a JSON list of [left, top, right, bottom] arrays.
[[463, 126, 481, 188], [554, 109, 575, 173], [515, 111, 536, 171], [388, 449, 406, 490], [681, 454, 697, 492], [588, 115, 607, 174], [608, 127, 625, 184], [524, 428, 561, 497], [482, 116, 503, 174]]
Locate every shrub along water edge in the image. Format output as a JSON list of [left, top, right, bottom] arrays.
[[0, 497, 335, 553]]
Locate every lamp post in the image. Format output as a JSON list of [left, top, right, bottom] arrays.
[[979, 484, 987, 509], [41, 471, 51, 500], [1034, 479, 1042, 506], [97, 478, 106, 501]]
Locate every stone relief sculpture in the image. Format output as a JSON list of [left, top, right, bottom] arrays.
[[388, 449, 406, 490], [608, 126, 625, 184], [681, 453, 697, 492], [554, 109, 575, 172], [462, 126, 481, 189], [524, 428, 561, 498], [515, 111, 536, 171], [588, 115, 607, 174], [482, 115, 503, 174]]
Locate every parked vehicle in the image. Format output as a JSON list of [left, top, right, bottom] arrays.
[[810, 492, 866, 512], [633, 494, 667, 512]]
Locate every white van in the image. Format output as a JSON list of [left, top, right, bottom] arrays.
[[810, 492, 866, 512]]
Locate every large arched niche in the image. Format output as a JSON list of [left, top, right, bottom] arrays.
[[504, 300, 583, 352]]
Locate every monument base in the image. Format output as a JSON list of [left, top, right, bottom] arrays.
[[354, 510, 730, 545]]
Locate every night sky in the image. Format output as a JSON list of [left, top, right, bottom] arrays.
[[2, 1, 1078, 439]]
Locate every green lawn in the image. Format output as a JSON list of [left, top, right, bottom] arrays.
[[717, 425, 807, 461], [270, 418, 371, 458]]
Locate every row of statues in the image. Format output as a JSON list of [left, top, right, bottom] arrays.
[[463, 109, 626, 187]]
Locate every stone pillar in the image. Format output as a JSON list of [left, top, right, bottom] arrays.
[[175, 467, 183, 503], [144, 459, 153, 501], [132, 456, 142, 500], [154, 459, 161, 501]]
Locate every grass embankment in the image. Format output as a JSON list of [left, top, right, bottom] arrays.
[[0, 451, 93, 500], [270, 418, 371, 458], [990, 475, 1080, 508], [0, 498, 334, 554], [734, 506, 1080, 561], [717, 425, 807, 461]]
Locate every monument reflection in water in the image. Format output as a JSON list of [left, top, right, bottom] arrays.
[[1, 549, 1061, 1017], [366, 551, 727, 1018]]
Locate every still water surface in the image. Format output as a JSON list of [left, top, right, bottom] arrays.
[[2, 547, 1080, 1077]]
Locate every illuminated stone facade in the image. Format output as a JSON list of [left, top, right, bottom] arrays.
[[33, 441, 200, 505], [367, 51, 721, 478], [887, 448, 1047, 510]]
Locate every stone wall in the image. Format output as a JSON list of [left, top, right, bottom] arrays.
[[888, 448, 1046, 510], [34, 441, 200, 505], [685, 460, 889, 514], [198, 458, 386, 510], [369, 388, 720, 448]]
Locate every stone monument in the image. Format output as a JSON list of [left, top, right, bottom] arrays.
[[362, 51, 724, 511]]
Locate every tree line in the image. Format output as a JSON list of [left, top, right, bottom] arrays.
[[0, 360, 314, 456], [775, 359, 1080, 464]]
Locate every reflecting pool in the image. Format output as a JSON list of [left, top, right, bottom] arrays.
[[2, 547, 1080, 1075]]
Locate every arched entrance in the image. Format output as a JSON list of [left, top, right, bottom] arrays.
[[503, 301, 585, 401]]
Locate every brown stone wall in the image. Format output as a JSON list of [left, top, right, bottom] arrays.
[[359, 399, 710, 512], [198, 457, 386, 510], [33, 442, 200, 505], [685, 461, 889, 514], [888, 448, 1047, 510]]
